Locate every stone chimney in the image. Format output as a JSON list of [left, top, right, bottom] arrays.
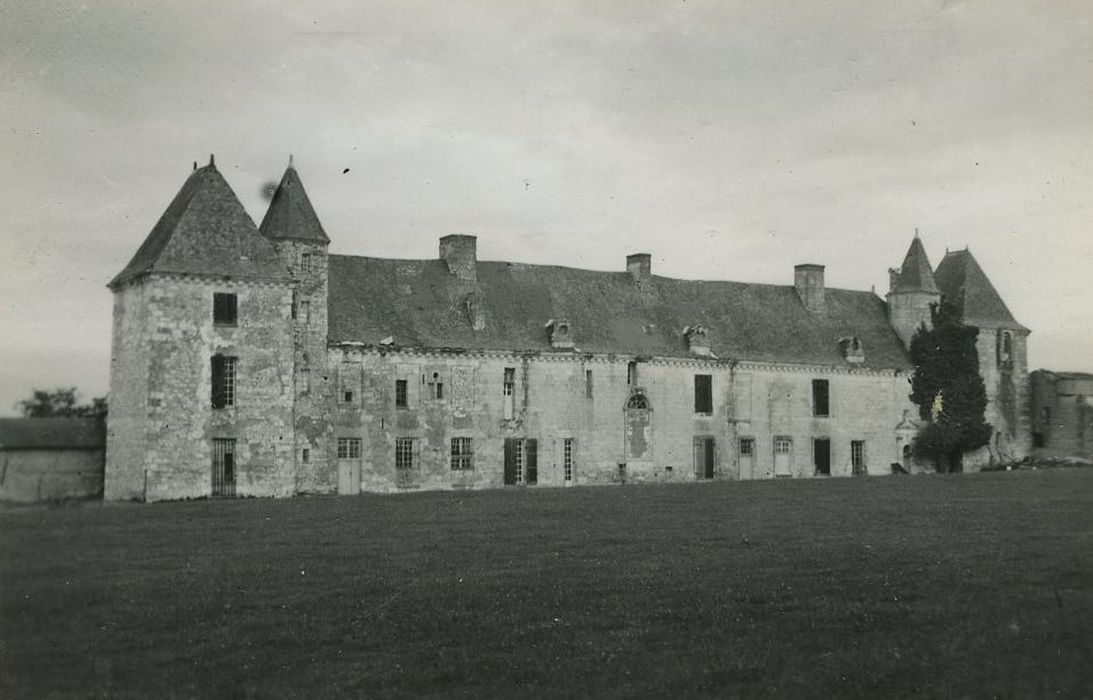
[[626, 253, 651, 283], [440, 235, 477, 283], [794, 264, 825, 314]]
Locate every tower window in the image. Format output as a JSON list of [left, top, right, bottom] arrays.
[[299, 299, 311, 325], [213, 293, 237, 326], [211, 354, 237, 408], [300, 252, 312, 274]]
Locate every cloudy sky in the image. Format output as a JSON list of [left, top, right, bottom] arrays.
[[1, 0, 1090, 415]]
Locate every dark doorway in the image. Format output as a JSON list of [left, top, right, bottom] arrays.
[[813, 438, 831, 476], [693, 437, 715, 479]]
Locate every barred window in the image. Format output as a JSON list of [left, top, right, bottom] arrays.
[[396, 438, 416, 470], [213, 292, 237, 326], [563, 438, 574, 482], [300, 252, 312, 274], [211, 438, 236, 497], [774, 436, 792, 454], [211, 355, 237, 408], [739, 437, 754, 457], [337, 437, 361, 459], [451, 437, 474, 471]]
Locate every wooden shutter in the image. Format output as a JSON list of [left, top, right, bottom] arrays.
[[525, 439, 538, 485], [503, 438, 516, 485], [211, 355, 225, 408]]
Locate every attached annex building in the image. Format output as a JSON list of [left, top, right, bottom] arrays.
[[104, 158, 1031, 501]]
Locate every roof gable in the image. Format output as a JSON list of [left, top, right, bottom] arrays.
[[892, 237, 939, 294], [934, 250, 1027, 331], [110, 161, 289, 287], [259, 164, 330, 244], [328, 256, 913, 369]]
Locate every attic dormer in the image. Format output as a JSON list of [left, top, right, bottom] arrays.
[[546, 318, 574, 349], [839, 336, 865, 365], [684, 325, 712, 357]]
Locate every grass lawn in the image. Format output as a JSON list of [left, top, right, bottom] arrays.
[[2, 469, 1091, 698]]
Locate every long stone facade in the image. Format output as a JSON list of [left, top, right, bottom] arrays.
[[104, 158, 1032, 501]]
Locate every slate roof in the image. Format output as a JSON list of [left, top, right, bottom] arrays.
[[0, 418, 105, 450], [328, 256, 913, 369], [110, 160, 289, 288], [934, 250, 1027, 331], [891, 237, 940, 294], [259, 163, 330, 244]]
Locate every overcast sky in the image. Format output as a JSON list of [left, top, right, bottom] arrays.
[[1, 0, 1090, 415]]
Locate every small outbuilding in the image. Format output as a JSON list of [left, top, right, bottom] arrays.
[[0, 418, 105, 502]]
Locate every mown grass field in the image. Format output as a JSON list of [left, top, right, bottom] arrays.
[[2, 469, 1091, 698]]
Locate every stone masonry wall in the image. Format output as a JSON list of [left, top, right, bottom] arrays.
[[105, 281, 151, 500], [106, 275, 296, 501], [327, 347, 919, 493], [964, 328, 1030, 469]]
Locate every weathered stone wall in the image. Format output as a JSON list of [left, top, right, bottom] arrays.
[[327, 348, 919, 493], [272, 241, 336, 494], [887, 291, 938, 349], [964, 328, 1031, 469], [106, 274, 296, 501], [1, 449, 104, 502], [105, 281, 151, 500], [1030, 371, 1093, 461]]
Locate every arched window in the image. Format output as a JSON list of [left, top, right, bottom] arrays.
[[626, 393, 649, 410], [625, 392, 651, 459]]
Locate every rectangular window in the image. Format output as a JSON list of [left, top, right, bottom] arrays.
[[396, 438, 416, 470], [343, 390, 354, 403], [395, 379, 408, 409], [694, 374, 713, 414], [740, 437, 754, 457], [851, 440, 866, 476], [211, 354, 238, 408], [564, 438, 574, 481], [450, 437, 474, 471], [302, 448, 310, 464], [337, 438, 361, 459], [812, 379, 830, 417], [300, 252, 312, 274], [503, 367, 516, 419], [299, 299, 310, 325], [627, 361, 637, 385], [211, 438, 236, 497], [514, 439, 524, 483], [213, 292, 238, 326], [774, 437, 792, 454], [585, 369, 593, 399]]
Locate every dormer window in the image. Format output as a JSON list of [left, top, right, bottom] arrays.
[[684, 325, 711, 357], [546, 318, 574, 349], [839, 336, 865, 365]]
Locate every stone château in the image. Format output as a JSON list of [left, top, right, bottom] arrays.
[[104, 157, 1031, 500]]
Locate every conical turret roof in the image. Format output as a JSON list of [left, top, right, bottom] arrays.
[[891, 236, 940, 294], [259, 162, 330, 244], [934, 249, 1028, 331], [110, 159, 289, 288]]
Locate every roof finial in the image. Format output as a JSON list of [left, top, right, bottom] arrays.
[[289, 153, 294, 168], [209, 153, 215, 167], [914, 227, 919, 239], [192, 161, 197, 171]]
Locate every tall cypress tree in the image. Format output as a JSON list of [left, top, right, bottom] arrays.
[[908, 301, 993, 472]]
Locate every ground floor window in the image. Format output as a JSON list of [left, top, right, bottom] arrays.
[[212, 438, 236, 497], [504, 438, 538, 485], [563, 438, 574, 482], [773, 436, 793, 477], [337, 437, 362, 460], [851, 440, 866, 475], [396, 438, 416, 470], [451, 437, 474, 471]]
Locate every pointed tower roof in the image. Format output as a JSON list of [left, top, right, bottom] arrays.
[[110, 158, 289, 288], [934, 249, 1028, 331], [891, 236, 940, 294], [259, 161, 330, 244]]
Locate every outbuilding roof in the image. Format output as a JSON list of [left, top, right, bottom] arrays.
[[110, 159, 289, 288], [328, 255, 914, 369], [0, 418, 105, 450]]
